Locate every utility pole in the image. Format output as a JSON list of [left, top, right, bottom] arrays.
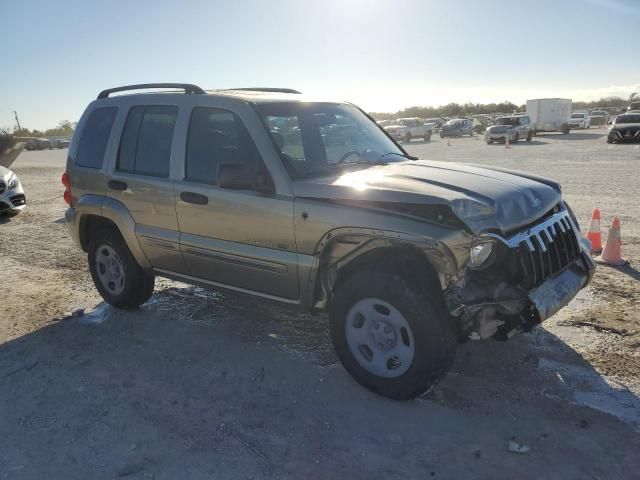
[[13, 111, 22, 134]]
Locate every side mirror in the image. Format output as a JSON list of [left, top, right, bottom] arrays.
[[217, 162, 274, 194]]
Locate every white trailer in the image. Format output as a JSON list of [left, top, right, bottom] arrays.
[[526, 98, 572, 134]]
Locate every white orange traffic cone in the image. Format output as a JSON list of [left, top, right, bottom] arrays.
[[586, 208, 603, 254], [595, 216, 626, 266], [505, 137, 511, 149]]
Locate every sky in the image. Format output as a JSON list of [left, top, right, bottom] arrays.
[[1, 0, 639, 130]]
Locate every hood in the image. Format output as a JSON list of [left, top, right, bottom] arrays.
[[0, 166, 13, 180], [487, 125, 513, 133], [293, 160, 562, 235], [611, 122, 640, 129], [384, 124, 405, 131]]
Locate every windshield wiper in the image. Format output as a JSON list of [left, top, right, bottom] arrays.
[[380, 152, 418, 160]]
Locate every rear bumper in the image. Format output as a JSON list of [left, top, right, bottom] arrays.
[[65, 207, 80, 245]]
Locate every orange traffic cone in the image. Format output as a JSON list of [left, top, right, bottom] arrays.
[[595, 216, 626, 266], [586, 208, 602, 254], [505, 137, 511, 149], [447, 138, 451, 147]]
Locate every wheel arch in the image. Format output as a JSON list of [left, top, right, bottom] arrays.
[[305, 228, 460, 311], [75, 195, 151, 268]]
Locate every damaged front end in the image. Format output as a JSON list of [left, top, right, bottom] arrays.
[[446, 205, 596, 340]]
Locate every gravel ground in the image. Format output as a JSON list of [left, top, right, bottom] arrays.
[[0, 130, 639, 479]]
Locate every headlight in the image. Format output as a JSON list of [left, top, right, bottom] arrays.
[[469, 240, 495, 268], [8, 174, 18, 190], [451, 198, 495, 221]]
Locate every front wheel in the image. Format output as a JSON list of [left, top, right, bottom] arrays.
[[329, 271, 456, 400], [512, 132, 520, 143], [88, 227, 155, 309], [424, 132, 432, 142], [526, 131, 533, 141], [404, 133, 412, 143]]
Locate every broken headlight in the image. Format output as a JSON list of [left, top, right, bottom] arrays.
[[469, 239, 496, 268]]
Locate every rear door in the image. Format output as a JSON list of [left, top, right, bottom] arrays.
[[107, 104, 187, 273]]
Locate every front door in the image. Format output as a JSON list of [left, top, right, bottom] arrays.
[[174, 107, 298, 300]]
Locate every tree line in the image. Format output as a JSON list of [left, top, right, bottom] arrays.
[[11, 120, 76, 138], [371, 95, 635, 120]]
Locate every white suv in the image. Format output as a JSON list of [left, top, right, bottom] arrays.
[[384, 118, 432, 143]]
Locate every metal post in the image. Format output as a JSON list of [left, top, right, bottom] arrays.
[[13, 111, 22, 134]]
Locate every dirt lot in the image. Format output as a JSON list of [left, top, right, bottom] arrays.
[[1, 130, 639, 479]]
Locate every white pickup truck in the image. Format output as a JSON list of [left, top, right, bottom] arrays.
[[384, 117, 433, 142]]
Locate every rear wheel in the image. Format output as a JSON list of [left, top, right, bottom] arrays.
[[526, 130, 533, 142], [88, 227, 155, 309], [512, 132, 520, 143], [404, 132, 412, 143], [424, 131, 432, 142], [330, 271, 456, 400]]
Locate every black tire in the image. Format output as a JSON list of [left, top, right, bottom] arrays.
[[512, 132, 519, 143], [440, 133, 445, 139], [469, 130, 474, 137], [329, 271, 456, 400], [606, 138, 613, 144], [88, 226, 155, 309], [424, 132, 432, 142], [562, 125, 570, 134], [404, 133, 412, 143], [486, 140, 493, 144], [526, 131, 533, 142]]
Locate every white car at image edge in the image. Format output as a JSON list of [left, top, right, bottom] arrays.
[[0, 166, 26, 216]]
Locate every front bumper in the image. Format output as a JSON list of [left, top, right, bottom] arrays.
[[448, 208, 596, 340], [0, 183, 26, 214], [569, 122, 586, 129], [485, 131, 514, 142], [608, 129, 640, 142]]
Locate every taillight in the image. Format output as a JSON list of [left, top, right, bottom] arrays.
[[62, 171, 72, 206]]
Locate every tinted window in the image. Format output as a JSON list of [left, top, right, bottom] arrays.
[[186, 107, 264, 184], [117, 105, 177, 177], [75, 107, 118, 168]]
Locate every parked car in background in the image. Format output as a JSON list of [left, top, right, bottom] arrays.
[[0, 165, 26, 216], [25, 138, 52, 150], [53, 138, 71, 149], [627, 101, 640, 112], [376, 120, 392, 128], [607, 113, 640, 143], [424, 118, 445, 131], [485, 115, 534, 144], [384, 117, 432, 142], [440, 118, 474, 138], [526, 98, 571, 134], [589, 110, 609, 126], [569, 112, 590, 129], [63, 82, 595, 400]]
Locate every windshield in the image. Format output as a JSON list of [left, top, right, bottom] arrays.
[[445, 119, 463, 126], [615, 115, 640, 124], [571, 113, 585, 119], [495, 117, 517, 126], [591, 111, 606, 116], [255, 102, 407, 179]]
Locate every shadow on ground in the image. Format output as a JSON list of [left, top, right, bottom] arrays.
[[1, 286, 639, 479]]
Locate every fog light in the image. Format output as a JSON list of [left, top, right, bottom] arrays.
[[469, 241, 495, 268]]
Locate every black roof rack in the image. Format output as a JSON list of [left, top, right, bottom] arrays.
[[225, 87, 302, 94], [97, 83, 205, 99]]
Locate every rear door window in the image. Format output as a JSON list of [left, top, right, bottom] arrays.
[[117, 105, 178, 177], [75, 107, 118, 168]]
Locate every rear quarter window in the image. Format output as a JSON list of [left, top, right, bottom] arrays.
[[75, 107, 118, 168]]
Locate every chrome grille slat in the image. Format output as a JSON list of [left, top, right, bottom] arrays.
[[488, 209, 582, 287]]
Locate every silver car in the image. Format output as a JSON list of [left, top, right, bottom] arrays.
[[64, 83, 595, 400], [485, 115, 534, 144], [0, 166, 26, 216]]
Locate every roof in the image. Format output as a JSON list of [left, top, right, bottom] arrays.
[[94, 83, 343, 105]]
